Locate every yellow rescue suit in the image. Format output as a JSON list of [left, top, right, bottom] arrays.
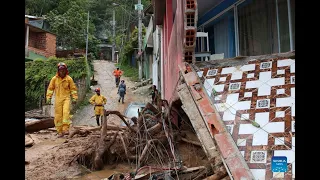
[[89, 94, 107, 116], [46, 75, 78, 133]]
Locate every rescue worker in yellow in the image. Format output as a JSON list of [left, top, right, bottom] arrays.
[[46, 62, 78, 137], [89, 88, 107, 126]]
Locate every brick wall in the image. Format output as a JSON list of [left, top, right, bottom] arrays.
[[28, 31, 38, 48], [45, 33, 56, 56], [28, 47, 53, 58], [27, 31, 56, 58], [37, 33, 47, 50]]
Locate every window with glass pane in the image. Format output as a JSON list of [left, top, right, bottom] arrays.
[[203, 9, 235, 58], [290, 0, 295, 50], [278, 0, 290, 52], [238, 0, 279, 56]]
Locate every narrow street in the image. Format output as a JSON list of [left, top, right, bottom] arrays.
[[72, 60, 149, 126], [25, 60, 151, 180], [25, 60, 213, 180]]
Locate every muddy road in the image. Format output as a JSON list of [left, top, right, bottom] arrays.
[[25, 61, 151, 180], [25, 61, 213, 180], [72, 60, 149, 126]]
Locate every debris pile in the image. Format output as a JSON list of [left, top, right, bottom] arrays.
[[25, 103, 229, 179], [67, 101, 229, 179]]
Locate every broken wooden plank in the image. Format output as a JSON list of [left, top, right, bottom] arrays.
[[180, 166, 206, 174], [25, 118, 54, 133], [180, 137, 202, 146], [73, 125, 126, 131], [73, 126, 101, 131], [25, 120, 41, 126], [25, 114, 53, 119]]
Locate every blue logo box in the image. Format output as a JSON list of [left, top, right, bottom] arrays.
[[271, 156, 288, 172]]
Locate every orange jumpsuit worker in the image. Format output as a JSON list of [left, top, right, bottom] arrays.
[[113, 67, 123, 87], [46, 62, 78, 137], [89, 88, 107, 126]]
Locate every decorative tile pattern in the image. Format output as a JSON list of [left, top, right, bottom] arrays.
[[240, 151, 245, 157], [219, 77, 226, 82], [276, 89, 285, 95], [260, 62, 272, 69], [237, 139, 247, 146], [291, 76, 295, 84], [251, 169, 266, 180], [275, 111, 285, 118], [241, 114, 250, 120], [206, 69, 218, 76], [250, 151, 267, 163], [273, 172, 284, 178], [292, 121, 295, 132], [256, 99, 270, 109], [198, 58, 295, 180], [277, 69, 285, 75], [214, 95, 223, 101], [197, 71, 203, 77], [274, 137, 285, 145], [245, 72, 285, 96], [247, 73, 255, 78], [229, 82, 241, 91], [226, 125, 234, 135], [244, 92, 253, 97]]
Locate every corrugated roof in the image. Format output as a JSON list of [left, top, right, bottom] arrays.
[[25, 15, 43, 19], [25, 22, 56, 35]]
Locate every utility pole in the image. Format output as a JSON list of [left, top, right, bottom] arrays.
[[112, 9, 116, 62], [85, 11, 89, 61], [138, 0, 142, 80], [25, 25, 29, 56]]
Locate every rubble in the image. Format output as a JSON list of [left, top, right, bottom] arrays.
[[25, 110, 55, 133], [25, 62, 228, 179], [132, 78, 153, 90], [25, 134, 34, 146], [65, 101, 225, 179]]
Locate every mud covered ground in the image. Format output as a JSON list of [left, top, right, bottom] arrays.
[[25, 61, 211, 180]]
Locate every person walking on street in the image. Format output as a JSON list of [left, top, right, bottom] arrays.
[[150, 85, 158, 105], [100, 52, 104, 61], [118, 80, 126, 104], [46, 62, 78, 137], [113, 67, 123, 87], [89, 88, 107, 126]]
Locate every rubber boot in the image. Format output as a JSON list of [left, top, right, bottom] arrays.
[[96, 116, 100, 126]]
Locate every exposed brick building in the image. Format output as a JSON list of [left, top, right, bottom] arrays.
[[25, 15, 56, 59]]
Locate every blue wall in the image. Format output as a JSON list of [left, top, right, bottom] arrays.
[[198, 0, 238, 26]]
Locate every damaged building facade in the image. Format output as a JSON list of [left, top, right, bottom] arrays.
[[149, 0, 295, 179]]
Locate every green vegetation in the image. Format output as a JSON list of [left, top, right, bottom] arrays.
[[117, 27, 146, 66], [25, 0, 152, 109], [71, 89, 93, 114], [25, 51, 48, 61], [25, 57, 91, 111], [26, 0, 151, 58], [118, 64, 139, 82]]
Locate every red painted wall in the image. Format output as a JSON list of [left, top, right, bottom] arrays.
[[162, 0, 185, 102]]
